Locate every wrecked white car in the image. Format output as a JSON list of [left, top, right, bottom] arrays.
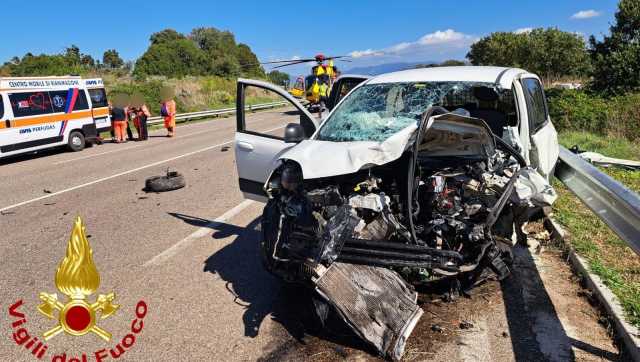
[[234, 67, 559, 360]]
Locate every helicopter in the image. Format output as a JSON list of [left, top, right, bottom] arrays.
[[261, 54, 350, 112]]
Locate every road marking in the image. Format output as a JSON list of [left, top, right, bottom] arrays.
[[0, 124, 284, 213], [144, 199, 255, 267], [54, 126, 231, 165]]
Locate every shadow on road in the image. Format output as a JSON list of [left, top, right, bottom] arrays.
[[169, 212, 373, 356], [501, 245, 619, 361], [0, 146, 66, 165]]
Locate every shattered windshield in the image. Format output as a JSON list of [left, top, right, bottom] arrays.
[[316, 81, 495, 142]]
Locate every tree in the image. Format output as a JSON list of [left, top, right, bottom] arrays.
[[65, 45, 81, 66], [415, 59, 466, 68], [134, 27, 263, 78], [134, 38, 208, 78], [589, 0, 640, 94], [103, 49, 124, 69], [467, 28, 591, 82], [236, 43, 264, 77], [0, 45, 98, 76], [81, 54, 95, 67], [150, 29, 186, 45], [267, 70, 290, 86]]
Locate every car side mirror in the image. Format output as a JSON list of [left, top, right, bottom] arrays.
[[284, 123, 305, 143]]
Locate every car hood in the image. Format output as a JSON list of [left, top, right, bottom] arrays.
[[280, 113, 495, 179]]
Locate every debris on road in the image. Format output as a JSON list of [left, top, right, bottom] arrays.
[[570, 145, 640, 170], [312, 262, 422, 361], [459, 320, 474, 329], [221, 146, 230, 152], [145, 170, 186, 192], [43, 189, 52, 194]]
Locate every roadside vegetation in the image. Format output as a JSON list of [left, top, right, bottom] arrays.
[[0, 27, 290, 115], [554, 131, 640, 326], [544, 1, 640, 327]]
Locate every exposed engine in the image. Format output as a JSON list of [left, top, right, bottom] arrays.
[[262, 150, 519, 287]]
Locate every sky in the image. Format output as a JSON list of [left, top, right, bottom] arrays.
[[2, 0, 620, 75]]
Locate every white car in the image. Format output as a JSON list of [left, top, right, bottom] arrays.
[[233, 66, 559, 359]]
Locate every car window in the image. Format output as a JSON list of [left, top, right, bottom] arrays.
[[522, 78, 548, 133], [241, 85, 315, 139], [88, 88, 108, 108], [49, 89, 89, 113], [0, 96, 4, 119], [9, 91, 53, 118]]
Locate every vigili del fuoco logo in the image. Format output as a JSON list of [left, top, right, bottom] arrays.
[[8, 217, 149, 361]]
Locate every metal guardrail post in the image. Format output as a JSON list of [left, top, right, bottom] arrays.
[[556, 146, 640, 254]]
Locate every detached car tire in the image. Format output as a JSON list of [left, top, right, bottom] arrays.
[[67, 131, 85, 152], [145, 172, 186, 192]]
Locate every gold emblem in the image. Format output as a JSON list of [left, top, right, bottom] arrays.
[[37, 217, 119, 341]]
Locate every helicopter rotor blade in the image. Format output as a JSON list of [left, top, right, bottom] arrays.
[[270, 60, 317, 69], [260, 58, 317, 65]]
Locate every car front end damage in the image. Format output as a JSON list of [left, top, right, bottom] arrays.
[[260, 112, 556, 360]]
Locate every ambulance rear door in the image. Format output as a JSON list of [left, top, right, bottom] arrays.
[[86, 80, 111, 132]]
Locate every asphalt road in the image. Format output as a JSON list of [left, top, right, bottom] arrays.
[[0, 110, 625, 361]]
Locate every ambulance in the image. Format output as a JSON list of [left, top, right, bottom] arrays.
[[0, 76, 110, 159]]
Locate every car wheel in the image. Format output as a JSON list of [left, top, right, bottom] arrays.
[[68, 131, 85, 152], [145, 171, 186, 192]]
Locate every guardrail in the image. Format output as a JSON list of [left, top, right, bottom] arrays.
[[146, 101, 288, 125], [555, 146, 640, 255]]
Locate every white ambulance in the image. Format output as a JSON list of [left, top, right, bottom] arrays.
[[0, 76, 110, 159]]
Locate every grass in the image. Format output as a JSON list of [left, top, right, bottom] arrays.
[[555, 131, 640, 327]]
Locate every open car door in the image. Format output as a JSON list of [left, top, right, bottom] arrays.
[[235, 79, 319, 201], [519, 75, 559, 180], [326, 75, 369, 111]]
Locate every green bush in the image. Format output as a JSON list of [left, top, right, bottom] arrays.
[[547, 88, 640, 142]]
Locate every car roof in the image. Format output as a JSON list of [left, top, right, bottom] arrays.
[[366, 66, 528, 89]]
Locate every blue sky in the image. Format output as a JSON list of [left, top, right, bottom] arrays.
[[2, 1, 619, 75]]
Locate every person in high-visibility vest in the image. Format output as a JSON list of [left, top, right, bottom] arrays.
[[319, 81, 329, 109], [311, 78, 321, 103]]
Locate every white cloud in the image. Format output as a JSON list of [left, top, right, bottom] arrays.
[[514, 27, 533, 34], [290, 55, 301, 61], [418, 29, 466, 45], [349, 49, 385, 58], [571, 10, 601, 19], [349, 29, 474, 59]]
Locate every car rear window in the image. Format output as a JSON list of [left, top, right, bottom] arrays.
[[88, 88, 108, 108], [49, 89, 89, 113], [9, 91, 53, 118]]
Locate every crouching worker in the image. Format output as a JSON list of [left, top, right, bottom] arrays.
[[160, 86, 176, 137]]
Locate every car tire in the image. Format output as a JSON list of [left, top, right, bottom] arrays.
[[145, 172, 186, 192], [68, 131, 85, 152]]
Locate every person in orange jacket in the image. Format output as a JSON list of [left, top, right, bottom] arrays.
[[110, 94, 129, 143], [160, 89, 177, 137]]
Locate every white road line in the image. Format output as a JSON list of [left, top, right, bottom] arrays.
[[143, 199, 255, 267], [0, 124, 284, 213], [54, 126, 230, 165]]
